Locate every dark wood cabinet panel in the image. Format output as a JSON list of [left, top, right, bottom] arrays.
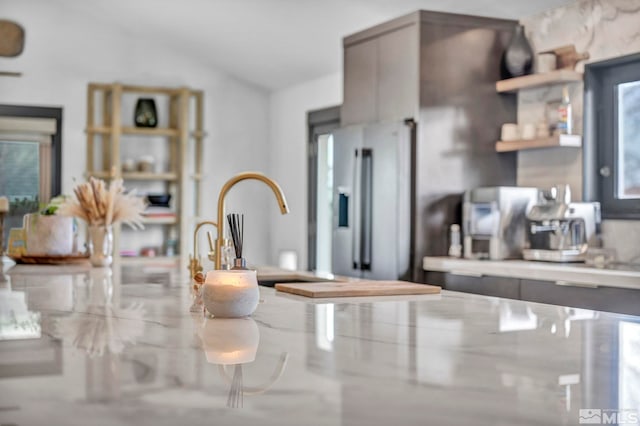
[[443, 273, 520, 300], [424, 269, 640, 316], [376, 24, 418, 122], [520, 279, 640, 316], [342, 38, 377, 125], [423, 271, 446, 287]]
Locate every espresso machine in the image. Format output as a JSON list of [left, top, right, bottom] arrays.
[[463, 187, 540, 260], [523, 186, 601, 262]]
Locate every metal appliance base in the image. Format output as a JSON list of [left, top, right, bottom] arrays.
[[523, 248, 586, 263]]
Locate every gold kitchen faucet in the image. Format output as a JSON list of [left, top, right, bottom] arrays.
[[214, 172, 289, 270]]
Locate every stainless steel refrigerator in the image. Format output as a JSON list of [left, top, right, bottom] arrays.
[[332, 120, 412, 279]]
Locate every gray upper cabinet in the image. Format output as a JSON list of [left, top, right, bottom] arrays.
[[342, 23, 418, 125], [343, 38, 378, 125], [376, 25, 419, 121]]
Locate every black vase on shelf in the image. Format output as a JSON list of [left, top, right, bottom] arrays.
[[501, 25, 533, 79], [134, 98, 158, 128]]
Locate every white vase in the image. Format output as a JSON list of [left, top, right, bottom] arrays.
[[88, 225, 113, 267]]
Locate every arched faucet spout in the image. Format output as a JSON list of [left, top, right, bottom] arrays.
[[215, 172, 289, 269]]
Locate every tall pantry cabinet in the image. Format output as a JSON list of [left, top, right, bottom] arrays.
[[340, 11, 518, 280]]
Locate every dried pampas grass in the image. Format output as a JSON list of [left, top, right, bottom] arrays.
[[58, 177, 145, 229]]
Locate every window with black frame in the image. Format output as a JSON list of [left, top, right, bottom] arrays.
[[0, 105, 62, 248], [584, 53, 640, 219]]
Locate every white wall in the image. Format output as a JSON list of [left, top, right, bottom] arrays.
[[268, 73, 342, 269], [0, 0, 272, 264]]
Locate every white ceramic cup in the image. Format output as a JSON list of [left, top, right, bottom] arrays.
[[536, 121, 550, 138], [520, 123, 536, 140], [500, 123, 520, 141]]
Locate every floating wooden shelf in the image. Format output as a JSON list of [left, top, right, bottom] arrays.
[[85, 126, 178, 136], [122, 126, 178, 136], [88, 83, 203, 97], [85, 171, 115, 179], [496, 134, 582, 152], [141, 215, 178, 225], [87, 171, 178, 181], [496, 69, 583, 93], [85, 126, 111, 134], [120, 255, 179, 265], [123, 172, 177, 181], [191, 130, 207, 138], [85, 128, 207, 138]]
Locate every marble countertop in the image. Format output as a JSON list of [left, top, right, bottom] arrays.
[[423, 256, 640, 289], [0, 261, 636, 425]]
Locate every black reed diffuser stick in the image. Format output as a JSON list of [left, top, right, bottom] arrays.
[[227, 213, 246, 269]]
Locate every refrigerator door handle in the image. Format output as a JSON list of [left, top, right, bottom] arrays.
[[338, 191, 349, 227], [352, 148, 361, 270], [360, 148, 373, 271]]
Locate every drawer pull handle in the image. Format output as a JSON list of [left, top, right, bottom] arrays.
[[554, 280, 599, 289]]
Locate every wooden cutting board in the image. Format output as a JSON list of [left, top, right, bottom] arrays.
[[10, 253, 89, 265], [275, 280, 440, 298]]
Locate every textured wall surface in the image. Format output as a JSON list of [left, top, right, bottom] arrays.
[[519, 0, 640, 263]]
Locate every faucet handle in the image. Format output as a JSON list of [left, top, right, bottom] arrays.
[[194, 271, 205, 284], [189, 255, 203, 279]]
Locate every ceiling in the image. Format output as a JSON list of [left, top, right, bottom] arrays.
[[62, 0, 572, 91]]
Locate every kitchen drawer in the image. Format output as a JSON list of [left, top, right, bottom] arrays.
[[520, 279, 640, 316], [423, 271, 447, 287], [445, 273, 520, 300]]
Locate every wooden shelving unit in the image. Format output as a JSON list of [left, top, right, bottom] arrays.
[[496, 134, 582, 152], [85, 82, 206, 262], [496, 69, 583, 93]]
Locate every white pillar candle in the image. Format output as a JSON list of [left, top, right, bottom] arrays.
[[202, 270, 259, 318], [0, 196, 8, 213]]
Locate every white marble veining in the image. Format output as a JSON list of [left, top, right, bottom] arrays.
[[423, 256, 640, 289], [1, 261, 639, 425]]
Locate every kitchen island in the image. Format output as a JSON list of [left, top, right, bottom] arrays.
[[1, 261, 635, 425]]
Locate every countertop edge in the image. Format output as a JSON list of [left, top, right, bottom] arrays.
[[423, 256, 640, 289]]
